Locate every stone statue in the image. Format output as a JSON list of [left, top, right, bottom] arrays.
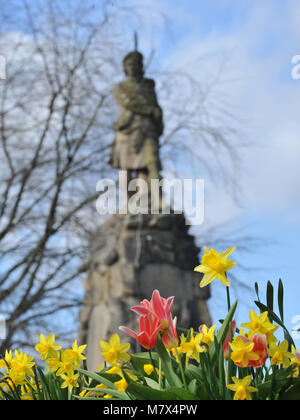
[[79, 49, 212, 371], [110, 51, 163, 184]]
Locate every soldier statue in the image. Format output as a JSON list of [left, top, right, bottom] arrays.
[[110, 50, 163, 195]]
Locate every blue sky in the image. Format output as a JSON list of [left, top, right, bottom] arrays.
[[123, 0, 300, 341]]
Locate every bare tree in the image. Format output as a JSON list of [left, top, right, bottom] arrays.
[[0, 0, 248, 352]]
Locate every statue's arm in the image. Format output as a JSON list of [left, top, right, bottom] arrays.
[[114, 80, 159, 115], [115, 93, 153, 116]]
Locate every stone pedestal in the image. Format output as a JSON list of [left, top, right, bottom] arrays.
[[78, 213, 211, 371]]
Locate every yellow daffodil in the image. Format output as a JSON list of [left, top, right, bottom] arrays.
[[10, 350, 35, 376], [268, 340, 292, 368], [114, 378, 128, 392], [60, 372, 80, 394], [227, 376, 258, 400], [8, 350, 35, 385], [144, 364, 155, 375], [64, 340, 86, 366], [106, 364, 137, 384], [194, 246, 236, 288], [89, 366, 133, 398], [199, 324, 216, 347], [143, 363, 163, 377], [20, 378, 37, 400], [230, 336, 259, 368], [55, 351, 76, 377], [289, 345, 300, 377], [46, 353, 61, 373], [106, 365, 123, 375], [2, 349, 12, 368], [100, 334, 131, 366], [35, 333, 62, 360], [241, 310, 278, 343], [179, 330, 204, 363]]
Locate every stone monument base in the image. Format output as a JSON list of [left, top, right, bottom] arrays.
[[78, 213, 211, 371]]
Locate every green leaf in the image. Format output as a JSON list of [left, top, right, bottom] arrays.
[[130, 351, 157, 361], [227, 323, 236, 385], [144, 377, 160, 390], [176, 326, 193, 336], [195, 384, 210, 400], [280, 384, 300, 400], [278, 279, 284, 323], [188, 378, 197, 394], [73, 394, 118, 400], [254, 301, 295, 349], [185, 364, 202, 381], [257, 378, 293, 400], [101, 372, 123, 383], [36, 366, 51, 400], [266, 281, 274, 313], [217, 339, 226, 399], [176, 327, 199, 337], [209, 300, 237, 362], [130, 353, 157, 377], [254, 282, 260, 302], [47, 373, 67, 400], [126, 382, 175, 400], [75, 367, 117, 390], [83, 386, 130, 399], [156, 336, 182, 388], [167, 387, 198, 400]]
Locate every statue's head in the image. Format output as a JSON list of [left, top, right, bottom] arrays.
[[123, 51, 144, 80]]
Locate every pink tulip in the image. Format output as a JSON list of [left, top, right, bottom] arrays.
[[122, 289, 178, 350], [230, 333, 268, 368], [119, 311, 161, 350], [248, 333, 268, 368]]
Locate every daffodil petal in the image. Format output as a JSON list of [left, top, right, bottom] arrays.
[[220, 246, 236, 258], [200, 272, 217, 288]]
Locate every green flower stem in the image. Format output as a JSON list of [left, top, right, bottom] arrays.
[[226, 286, 231, 312], [225, 272, 231, 312], [148, 349, 159, 381], [158, 357, 162, 390], [167, 331, 188, 390]]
